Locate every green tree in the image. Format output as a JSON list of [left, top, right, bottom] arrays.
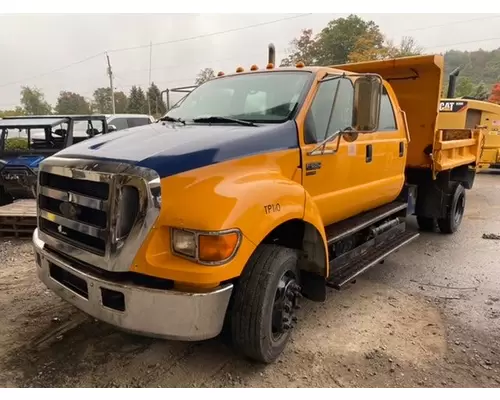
[[126, 86, 148, 114], [114, 91, 128, 113], [395, 36, 424, 57], [92, 87, 128, 113], [20, 86, 52, 115], [280, 29, 318, 66], [55, 91, 90, 114], [472, 82, 489, 101], [0, 107, 25, 117], [195, 68, 215, 85], [146, 82, 166, 117], [314, 14, 385, 65], [348, 30, 391, 63]]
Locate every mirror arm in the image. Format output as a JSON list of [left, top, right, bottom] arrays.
[[307, 130, 342, 156]]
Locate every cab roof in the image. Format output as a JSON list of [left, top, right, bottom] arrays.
[[0, 117, 69, 129]]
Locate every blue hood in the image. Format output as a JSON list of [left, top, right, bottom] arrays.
[[3, 155, 45, 168], [55, 120, 299, 178]]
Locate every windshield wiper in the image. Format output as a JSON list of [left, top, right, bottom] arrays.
[[159, 116, 186, 125], [192, 116, 257, 127]]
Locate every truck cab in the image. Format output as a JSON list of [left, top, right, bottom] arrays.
[[32, 46, 483, 364]]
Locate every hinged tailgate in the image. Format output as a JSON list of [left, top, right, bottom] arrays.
[[432, 128, 485, 178]]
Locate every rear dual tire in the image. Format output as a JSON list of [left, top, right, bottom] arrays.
[[416, 183, 465, 234]]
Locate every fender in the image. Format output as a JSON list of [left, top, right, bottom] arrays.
[[302, 189, 329, 276], [134, 152, 329, 285]]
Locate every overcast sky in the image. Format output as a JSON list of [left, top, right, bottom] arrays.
[[1, 13, 500, 109]]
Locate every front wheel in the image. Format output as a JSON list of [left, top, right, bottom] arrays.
[[231, 244, 302, 363], [438, 183, 466, 234]]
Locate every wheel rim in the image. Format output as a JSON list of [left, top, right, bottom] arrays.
[[270, 270, 301, 343], [454, 192, 465, 225]]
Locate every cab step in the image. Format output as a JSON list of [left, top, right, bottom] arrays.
[[327, 230, 419, 290], [325, 201, 408, 245]]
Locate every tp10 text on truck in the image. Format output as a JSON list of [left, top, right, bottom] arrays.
[[32, 45, 483, 363]]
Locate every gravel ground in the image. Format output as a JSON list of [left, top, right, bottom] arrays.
[[0, 172, 499, 388]]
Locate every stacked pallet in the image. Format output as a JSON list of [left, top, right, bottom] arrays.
[[0, 199, 37, 237]]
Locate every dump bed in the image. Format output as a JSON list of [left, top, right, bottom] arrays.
[[334, 56, 484, 176], [437, 98, 500, 168]]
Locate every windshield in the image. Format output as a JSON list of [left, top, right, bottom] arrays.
[[165, 71, 312, 123]]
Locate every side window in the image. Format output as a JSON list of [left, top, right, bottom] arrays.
[[127, 118, 150, 128], [465, 109, 481, 129], [379, 87, 397, 131], [109, 118, 128, 131], [305, 77, 354, 143]]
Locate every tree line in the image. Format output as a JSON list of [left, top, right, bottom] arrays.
[[194, 15, 500, 104], [0, 82, 167, 118], [2, 13, 500, 119]]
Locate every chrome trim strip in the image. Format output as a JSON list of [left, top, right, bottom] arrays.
[[39, 186, 106, 211], [38, 229, 107, 268], [39, 209, 106, 239], [37, 156, 162, 272]]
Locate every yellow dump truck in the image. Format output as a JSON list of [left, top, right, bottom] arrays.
[[437, 68, 500, 169], [437, 98, 500, 169], [33, 46, 483, 363]]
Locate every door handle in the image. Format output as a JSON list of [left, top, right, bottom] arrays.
[[399, 141, 404, 157], [366, 144, 372, 163]]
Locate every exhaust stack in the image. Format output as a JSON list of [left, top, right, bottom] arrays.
[[447, 67, 461, 98], [268, 43, 276, 65]]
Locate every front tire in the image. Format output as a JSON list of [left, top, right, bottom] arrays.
[[438, 183, 465, 234], [231, 244, 302, 364]]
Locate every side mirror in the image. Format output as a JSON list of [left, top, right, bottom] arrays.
[[352, 75, 382, 132], [108, 124, 117, 132]]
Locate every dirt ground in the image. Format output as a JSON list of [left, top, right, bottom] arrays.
[[1, 172, 500, 388]]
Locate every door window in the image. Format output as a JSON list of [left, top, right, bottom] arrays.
[[379, 87, 397, 131], [305, 77, 354, 144]]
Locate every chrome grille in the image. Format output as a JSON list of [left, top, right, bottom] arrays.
[[36, 157, 162, 272], [38, 170, 111, 256]]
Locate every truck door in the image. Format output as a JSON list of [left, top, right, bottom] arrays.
[[300, 77, 406, 227], [300, 75, 360, 226], [356, 85, 407, 207]]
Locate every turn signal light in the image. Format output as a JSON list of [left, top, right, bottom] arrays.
[[199, 232, 240, 262]]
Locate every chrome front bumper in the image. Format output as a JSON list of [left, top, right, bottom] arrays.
[[33, 228, 233, 341]]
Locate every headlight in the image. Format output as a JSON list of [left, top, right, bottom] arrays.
[[116, 185, 139, 240], [171, 228, 241, 265], [172, 229, 197, 258]]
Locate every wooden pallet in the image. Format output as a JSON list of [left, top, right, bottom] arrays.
[[0, 199, 37, 237]]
